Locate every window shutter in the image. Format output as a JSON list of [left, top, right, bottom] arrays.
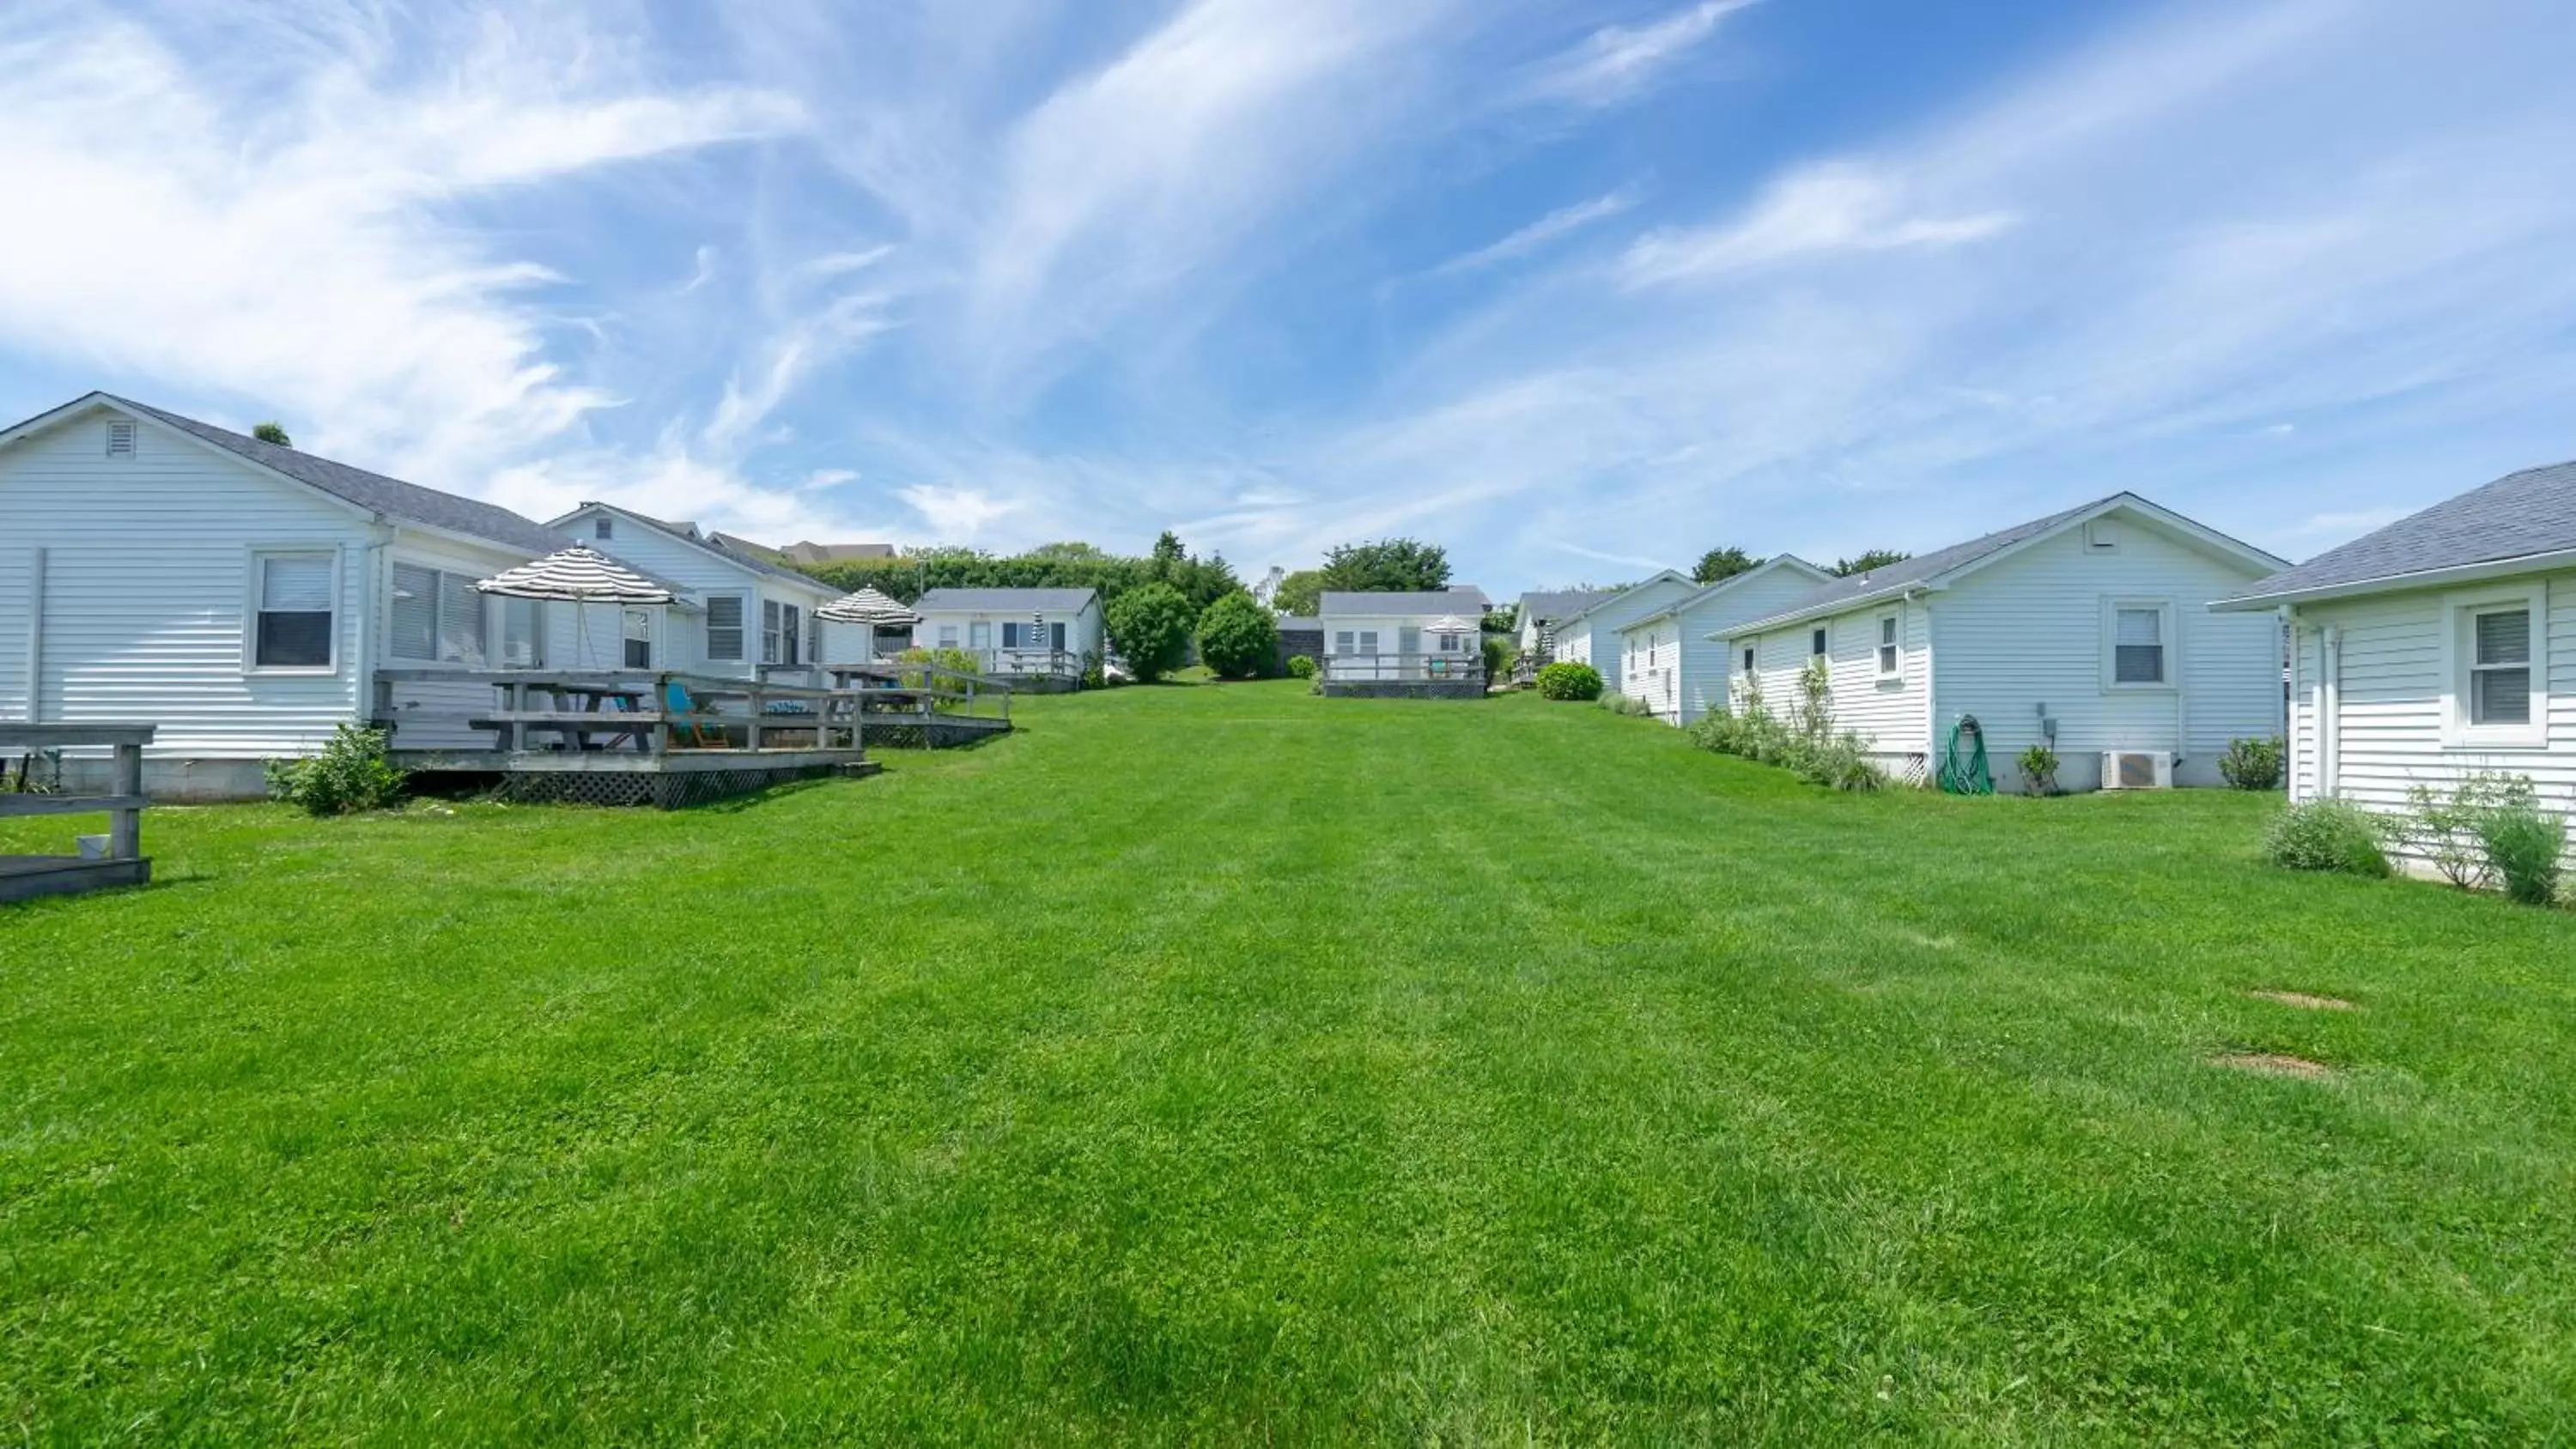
[[705, 596, 744, 660], [389, 563, 438, 660]]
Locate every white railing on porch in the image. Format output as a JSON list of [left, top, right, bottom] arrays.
[[1319, 652, 1487, 685]]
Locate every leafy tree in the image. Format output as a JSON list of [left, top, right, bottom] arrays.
[[1480, 606, 1517, 633], [1195, 591, 1278, 679], [1320, 537, 1449, 594], [1692, 545, 1763, 584], [252, 421, 293, 446], [1832, 549, 1911, 577], [1027, 541, 1112, 561], [1272, 568, 1324, 616], [1150, 530, 1188, 573], [1105, 582, 1194, 682]]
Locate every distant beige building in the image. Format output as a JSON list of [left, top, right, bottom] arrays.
[[708, 534, 897, 567]]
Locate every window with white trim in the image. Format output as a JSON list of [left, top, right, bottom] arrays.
[[1334, 630, 1355, 655], [937, 624, 959, 649], [252, 551, 335, 669], [592, 515, 613, 540], [387, 562, 486, 666], [1358, 629, 1380, 655], [1875, 613, 1901, 678], [762, 599, 785, 664], [2114, 609, 2165, 684], [1741, 646, 1755, 674], [704, 595, 745, 661], [970, 621, 993, 651], [2469, 603, 2532, 727], [1811, 626, 1828, 658]]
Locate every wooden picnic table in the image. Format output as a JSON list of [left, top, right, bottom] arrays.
[[487, 679, 652, 752]]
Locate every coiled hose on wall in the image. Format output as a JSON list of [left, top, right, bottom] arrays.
[[1938, 714, 1993, 795]]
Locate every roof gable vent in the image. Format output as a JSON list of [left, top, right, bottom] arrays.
[[105, 421, 136, 458]]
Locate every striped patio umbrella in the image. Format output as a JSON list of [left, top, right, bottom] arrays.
[[1031, 609, 1046, 659], [817, 586, 920, 625], [476, 546, 675, 669], [475, 545, 674, 603]]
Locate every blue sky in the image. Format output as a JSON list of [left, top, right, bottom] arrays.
[[4, 0, 2574, 592]]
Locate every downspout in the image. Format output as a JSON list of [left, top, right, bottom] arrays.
[[21, 546, 43, 723], [358, 524, 392, 728], [2329, 622, 2349, 797], [2278, 606, 2297, 801]]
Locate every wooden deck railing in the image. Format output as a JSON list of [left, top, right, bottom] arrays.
[[373, 666, 1011, 755], [1, 724, 155, 902], [1318, 652, 1488, 685]]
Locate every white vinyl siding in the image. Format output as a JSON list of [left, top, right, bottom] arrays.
[[908, 600, 1103, 673], [1616, 562, 1838, 726], [0, 409, 373, 757], [1554, 576, 1696, 692], [2287, 572, 2573, 870], [549, 506, 838, 680], [1746, 603, 1931, 762], [1931, 519, 2280, 791]]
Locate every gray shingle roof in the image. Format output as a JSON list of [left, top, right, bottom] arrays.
[[1737, 497, 2111, 631], [2216, 461, 2576, 604], [912, 587, 1099, 612], [1516, 588, 1617, 622], [110, 395, 571, 555], [588, 505, 835, 589], [1318, 588, 1492, 617]]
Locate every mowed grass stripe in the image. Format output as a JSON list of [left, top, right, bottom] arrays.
[[3, 681, 2573, 1443]]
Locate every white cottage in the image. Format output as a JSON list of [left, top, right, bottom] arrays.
[[908, 588, 1103, 688], [545, 502, 843, 683], [1542, 572, 1697, 693], [2211, 460, 2576, 859], [1612, 556, 1833, 724], [1316, 588, 1492, 696], [1512, 588, 1616, 658], [0, 392, 580, 796], [1723, 494, 2287, 791]]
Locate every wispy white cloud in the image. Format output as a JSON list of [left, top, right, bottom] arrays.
[[0, 4, 800, 491], [1622, 162, 2015, 284], [1522, 0, 1755, 108], [1429, 188, 1642, 276]]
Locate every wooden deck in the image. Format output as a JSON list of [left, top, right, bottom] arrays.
[[2, 724, 154, 904], [375, 665, 1012, 806]]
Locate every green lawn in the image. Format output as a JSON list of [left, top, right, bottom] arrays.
[[6, 683, 2574, 1445]]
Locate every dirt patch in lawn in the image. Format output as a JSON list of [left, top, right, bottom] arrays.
[[2212, 1052, 2336, 1080], [2249, 990, 2357, 1011]]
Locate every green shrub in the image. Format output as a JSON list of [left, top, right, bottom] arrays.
[[1194, 591, 1278, 679], [1599, 692, 1654, 717], [2220, 736, 2286, 791], [1285, 654, 1317, 680], [2017, 744, 2059, 795], [1683, 676, 1884, 790], [1104, 582, 1194, 682], [2400, 773, 2538, 890], [265, 724, 408, 815], [2477, 796, 2566, 906], [1481, 634, 1512, 683], [2263, 798, 2391, 877], [1536, 661, 1603, 700]]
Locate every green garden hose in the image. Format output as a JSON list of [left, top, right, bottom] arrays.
[[1939, 714, 1994, 795]]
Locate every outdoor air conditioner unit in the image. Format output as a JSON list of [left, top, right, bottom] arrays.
[[2100, 750, 2174, 790]]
